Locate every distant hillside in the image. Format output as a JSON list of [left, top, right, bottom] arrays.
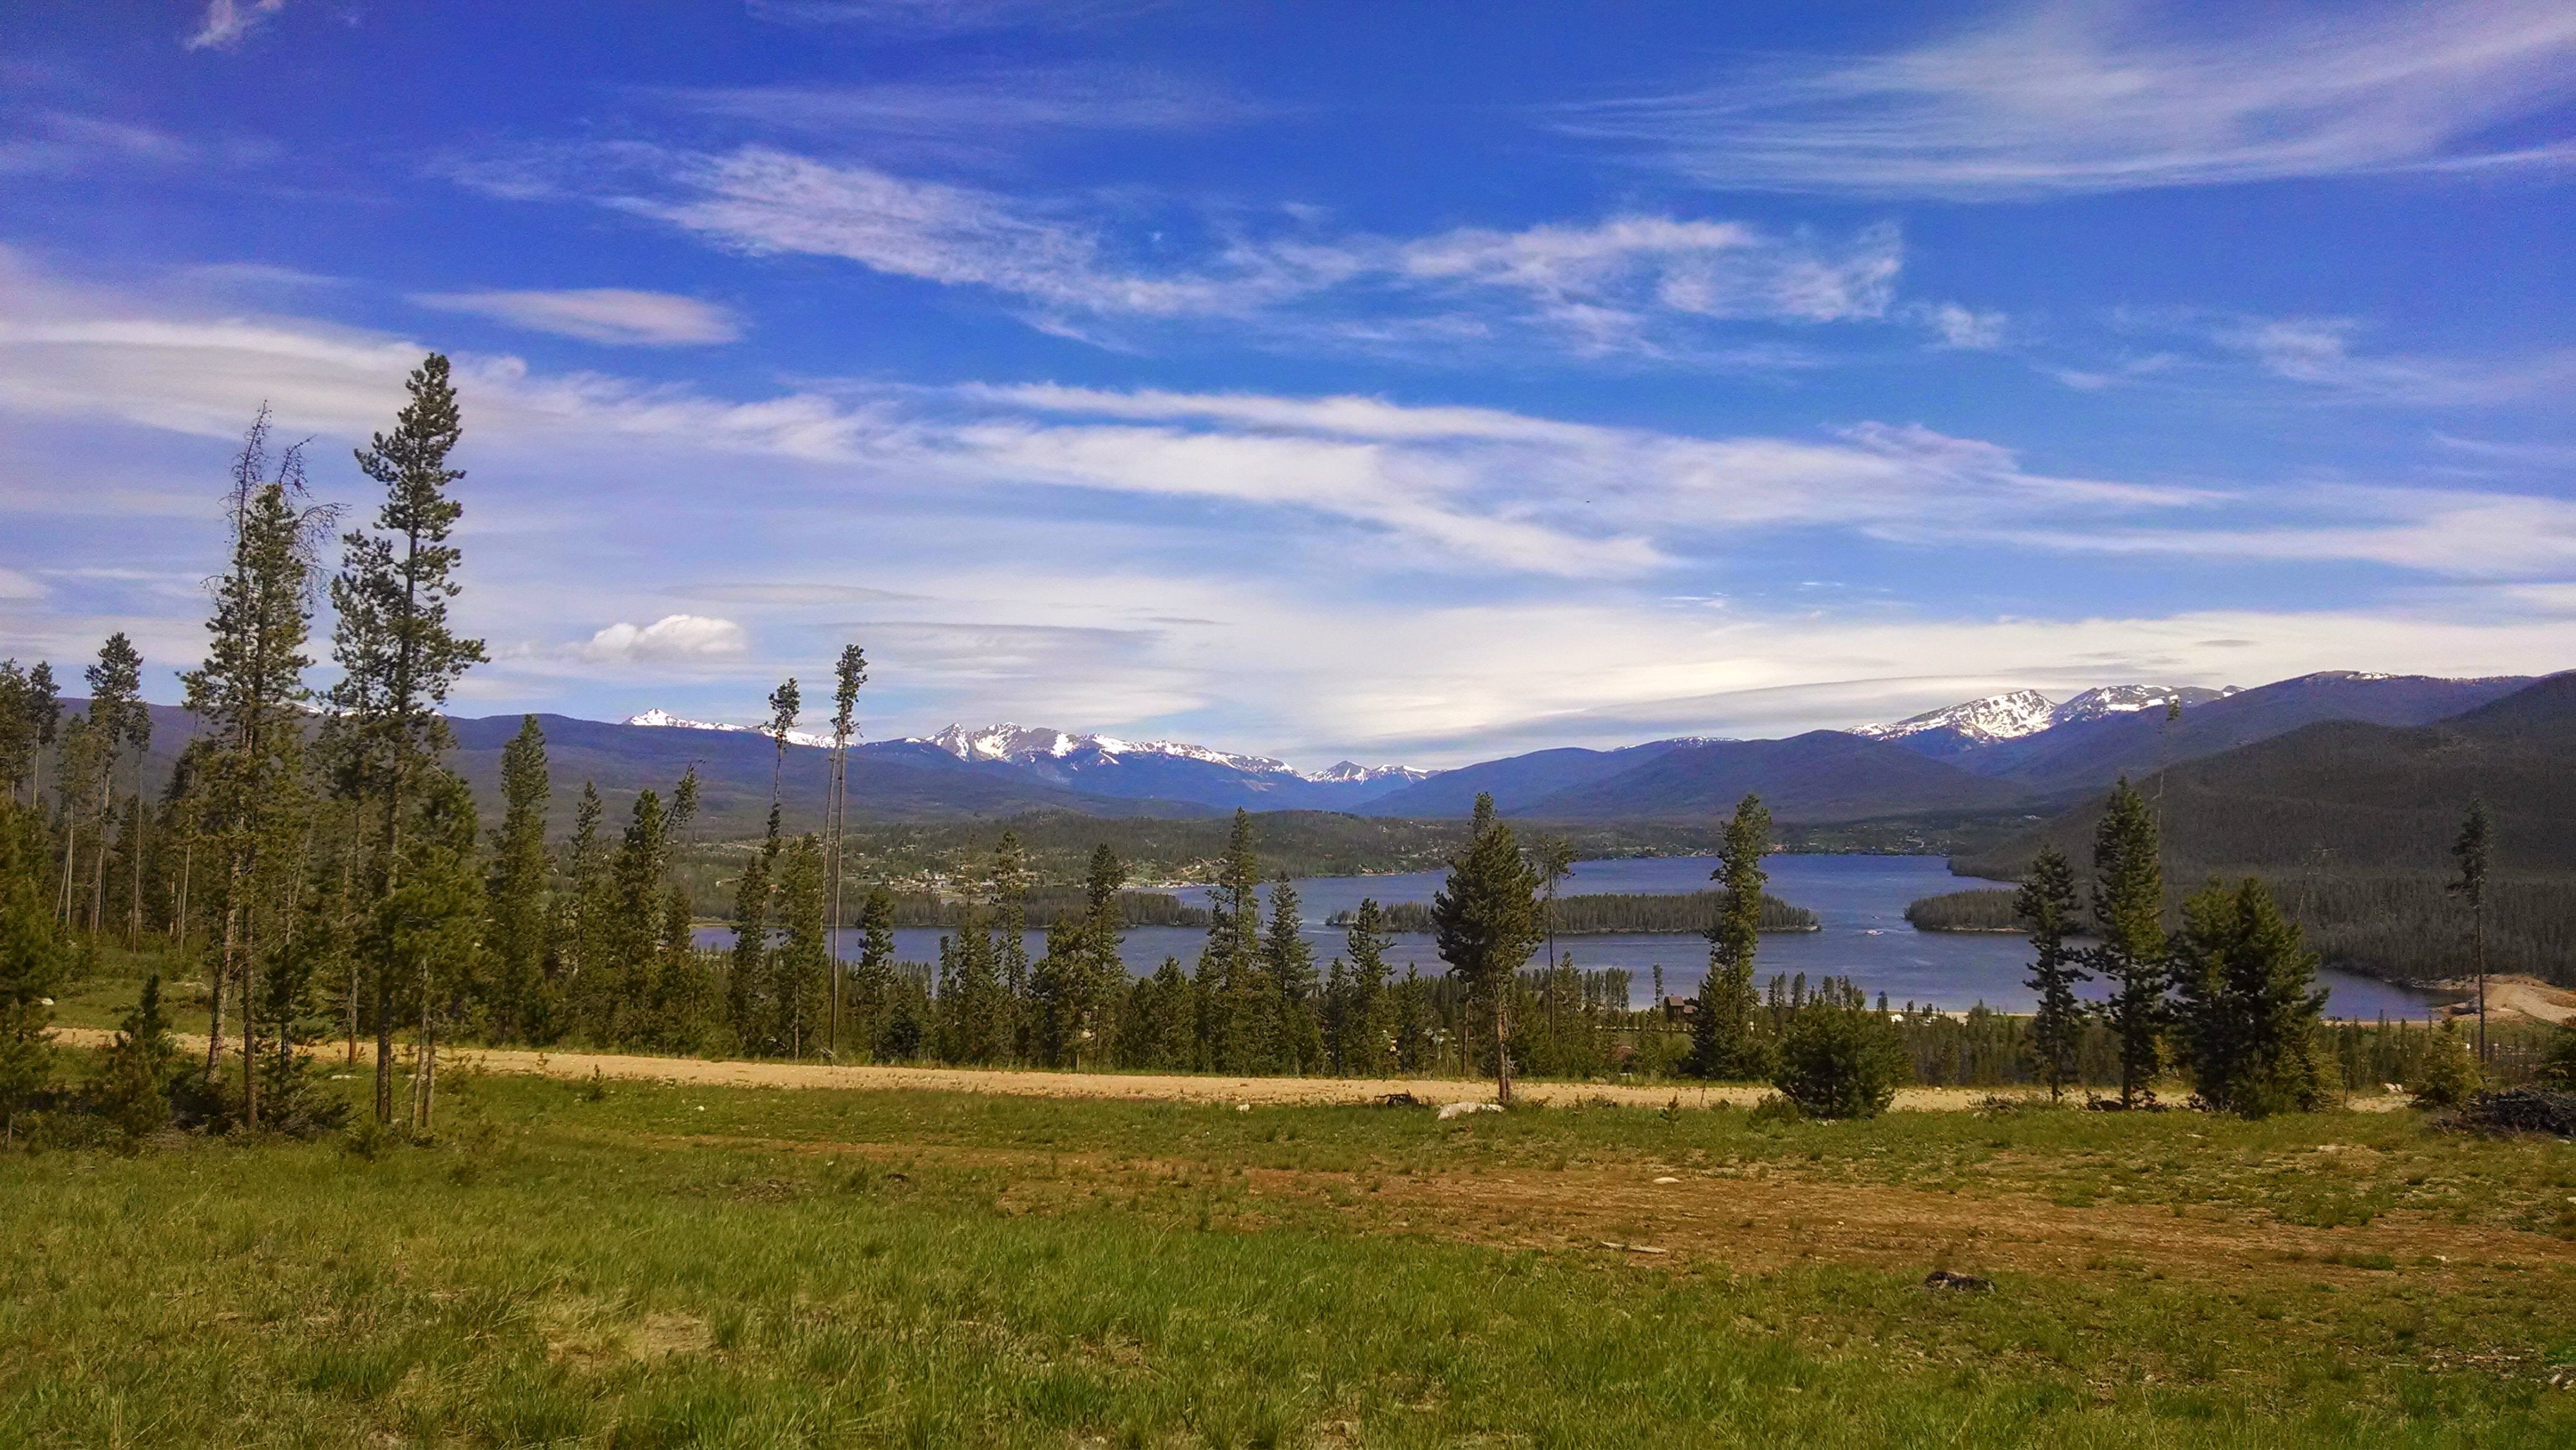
[[1952, 672, 2576, 983], [1964, 671, 2530, 800], [1355, 741, 1685, 817], [1506, 731, 2028, 823]]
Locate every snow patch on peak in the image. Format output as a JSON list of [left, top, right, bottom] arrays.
[[2050, 683, 2233, 723], [625, 708, 833, 748], [1311, 760, 1433, 785], [913, 723, 1419, 782], [1856, 689, 2058, 745]]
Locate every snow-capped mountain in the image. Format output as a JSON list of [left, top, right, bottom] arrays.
[[2050, 684, 2236, 723], [917, 723, 1293, 777], [1855, 690, 2058, 746], [1311, 760, 1433, 786], [889, 722, 1428, 810], [625, 708, 833, 749]]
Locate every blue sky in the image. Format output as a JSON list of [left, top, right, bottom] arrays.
[[2, 1, 2572, 767]]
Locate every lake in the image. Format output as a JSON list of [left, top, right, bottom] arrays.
[[701, 852, 2445, 1020]]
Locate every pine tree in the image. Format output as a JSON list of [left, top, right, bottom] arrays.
[[484, 716, 551, 1043], [185, 414, 338, 1116], [94, 973, 176, 1145], [988, 832, 1030, 1061], [2015, 844, 2088, 1102], [1690, 795, 1771, 1080], [1340, 898, 1394, 1076], [0, 661, 35, 805], [1, 800, 66, 1147], [766, 677, 800, 807], [607, 790, 670, 1044], [1199, 809, 1267, 1072], [1430, 792, 1541, 1104], [79, 633, 148, 934], [330, 357, 488, 1125], [823, 645, 866, 1057], [2089, 778, 2166, 1107], [554, 782, 607, 1033], [850, 885, 897, 1059], [947, 912, 1007, 1064], [652, 887, 711, 1053], [728, 807, 780, 1053], [1265, 880, 1323, 1073], [2170, 878, 2330, 1116], [21, 664, 60, 811], [2449, 797, 2493, 1064], [772, 835, 828, 1058], [1075, 843, 1128, 1066]]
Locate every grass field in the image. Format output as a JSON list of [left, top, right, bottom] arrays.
[[7, 1060, 2576, 1447]]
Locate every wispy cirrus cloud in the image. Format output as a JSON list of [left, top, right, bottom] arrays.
[[4, 258, 2572, 760], [1568, 1, 2576, 198], [2225, 317, 2576, 407], [413, 288, 744, 346], [453, 142, 1907, 358], [184, 0, 285, 52]]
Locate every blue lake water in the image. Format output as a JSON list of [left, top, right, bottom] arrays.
[[701, 853, 2443, 1021]]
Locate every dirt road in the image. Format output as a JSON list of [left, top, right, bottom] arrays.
[[55, 1028, 2421, 1112]]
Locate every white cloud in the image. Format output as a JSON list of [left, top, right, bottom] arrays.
[[5, 256, 2573, 764], [462, 144, 1906, 355], [1921, 302, 2006, 350], [0, 111, 198, 176], [185, 0, 285, 52], [1569, 1, 2576, 197], [0, 567, 46, 601], [412, 288, 744, 346], [581, 614, 750, 663], [2226, 317, 2576, 406], [743, 0, 1153, 34]]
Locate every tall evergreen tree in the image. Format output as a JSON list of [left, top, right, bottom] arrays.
[[2014, 845, 2088, 1102], [184, 413, 336, 1110], [0, 800, 66, 1147], [1198, 809, 1267, 1071], [823, 645, 866, 1056], [989, 832, 1031, 1060], [2450, 796, 2493, 1063], [22, 664, 60, 811], [1690, 795, 1771, 1080], [765, 677, 800, 807], [607, 790, 670, 1042], [0, 662, 34, 806], [771, 835, 828, 1057], [2089, 778, 2166, 1107], [727, 808, 780, 1053], [484, 716, 551, 1042], [81, 632, 149, 935], [850, 885, 898, 1059], [2168, 878, 2329, 1116], [1430, 792, 1541, 1104], [369, 768, 482, 1135], [553, 782, 607, 1033], [329, 357, 487, 1125], [1338, 898, 1394, 1076], [1265, 880, 1323, 1073]]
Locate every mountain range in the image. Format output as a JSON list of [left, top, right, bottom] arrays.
[[71, 668, 2555, 836]]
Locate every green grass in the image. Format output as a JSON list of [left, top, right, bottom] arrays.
[[6, 1066, 2576, 1447]]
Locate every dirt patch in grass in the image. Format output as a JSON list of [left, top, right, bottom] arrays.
[[55, 1029, 2314, 1113]]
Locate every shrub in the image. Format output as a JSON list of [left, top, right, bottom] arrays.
[[1771, 1003, 1909, 1119], [2410, 1024, 2482, 1109]]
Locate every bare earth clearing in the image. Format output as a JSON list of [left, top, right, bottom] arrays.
[[56, 1028, 2412, 1113]]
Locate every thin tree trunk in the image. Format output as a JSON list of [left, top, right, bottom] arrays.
[[91, 773, 111, 933], [211, 869, 243, 1078], [130, 794, 146, 946], [242, 913, 259, 1130], [174, 838, 192, 945], [2475, 902, 2488, 1064], [374, 764, 404, 1125], [57, 819, 77, 925], [1494, 992, 1513, 1107]]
